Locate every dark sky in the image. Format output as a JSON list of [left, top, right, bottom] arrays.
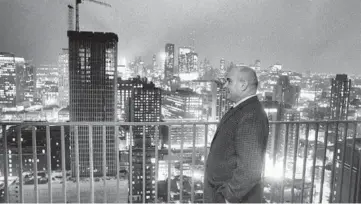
[[1, 0, 361, 74]]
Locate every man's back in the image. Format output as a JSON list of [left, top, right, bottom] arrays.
[[205, 96, 269, 203]]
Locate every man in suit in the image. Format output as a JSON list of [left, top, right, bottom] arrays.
[[204, 66, 269, 203]]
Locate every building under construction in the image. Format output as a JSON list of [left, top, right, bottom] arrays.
[[68, 31, 118, 177]]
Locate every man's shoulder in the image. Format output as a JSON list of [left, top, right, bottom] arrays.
[[238, 101, 268, 119]]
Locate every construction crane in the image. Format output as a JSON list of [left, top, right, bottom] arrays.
[[67, 5, 74, 31], [74, 0, 111, 31]]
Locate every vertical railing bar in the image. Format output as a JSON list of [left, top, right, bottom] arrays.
[[319, 122, 329, 204], [88, 125, 94, 203], [129, 126, 133, 203], [291, 123, 300, 202], [300, 123, 310, 203], [74, 126, 80, 203], [60, 126, 67, 203], [32, 126, 39, 203], [270, 123, 278, 203], [46, 126, 52, 203], [191, 124, 196, 203], [310, 123, 319, 203], [167, 125, 172, 203], [280, 123, 289, 202], [154, 126, 159, 203], [102, 125, 107, 203], [180, 124, 184, 203], [329, 122, 339, 203], [142, 126, 146, 203], [115, 125, 120, 203], [338, 122, 348, 203], [202, 124, 208, 203], [355, 157, 361, 203], [17, 125, 24, 203], [348, 123, 357, 202], [2, 125, 9, 203]]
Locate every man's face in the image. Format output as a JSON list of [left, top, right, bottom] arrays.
[[224, 68, 244, 102]]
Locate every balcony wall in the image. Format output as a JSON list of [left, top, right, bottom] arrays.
[[0, 121, 360, 203]]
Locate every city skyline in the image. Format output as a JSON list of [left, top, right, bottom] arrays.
[[0, 0, 361, 74]]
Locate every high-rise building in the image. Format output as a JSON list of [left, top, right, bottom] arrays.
[[22, 62, 36, 104], [178, 47, 191, 73], [164, 43, 175, 89], [186, 52, 198, 73], [68, 31, 118, 177], [58, 48, 69, 108], [214, 83, 232, 121], [273, 75, 300, 108], [124, 80, 161, 203], [220, 58, 226, 77], [163, 88, 202, 119], [330, 74, 351, 120], [0, 53, 24, 108]]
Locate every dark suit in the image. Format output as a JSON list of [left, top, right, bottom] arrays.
[[204, 96, 269, 203]]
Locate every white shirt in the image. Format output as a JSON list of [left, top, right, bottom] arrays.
[[232, 94, 257, 108]]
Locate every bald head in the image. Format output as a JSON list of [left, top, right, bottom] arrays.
[[225, 65, 258, 102], [235, 66, 258, 91]]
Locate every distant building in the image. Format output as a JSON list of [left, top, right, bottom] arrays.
[[330, 74, 351, 120], [220, 58, 226, 77], [58, 48, 69, 108], [164, 43, 175, 89], [0, 53, 24, 108], [178, 47, 191, 73], [163, 88, 202, 120], [273, 75, 300, 108], [68, 31, 118, 177], [123, 80, 161, 203], [0, 126, 71, 177]]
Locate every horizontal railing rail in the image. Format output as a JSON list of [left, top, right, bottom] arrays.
[[0, 121, 360, 203]]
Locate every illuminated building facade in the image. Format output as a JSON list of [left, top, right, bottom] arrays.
[[0, 53, 24, 108], [22, 62, 36, 104], [178, 47, 191, 73], [164, 43, 175, 89], [186, 52, 198, 73], [273, 75, 300, 108], [220, 58, 226, 77], [125, 81, 161, 203], [330, 74, 351, 120], [58, 48, 69, 107], [215, 84, 232, 121], [68, 31, 118, 177], [163, 88, 202, 120]]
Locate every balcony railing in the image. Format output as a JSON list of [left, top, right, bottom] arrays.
[[0, 121, 361, 203]]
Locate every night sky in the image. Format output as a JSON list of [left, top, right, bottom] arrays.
[[1, 0, 361, 74]]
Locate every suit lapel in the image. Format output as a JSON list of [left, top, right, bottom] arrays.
[[211, 96, 259, 145]]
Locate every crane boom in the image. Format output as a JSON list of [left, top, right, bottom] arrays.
[[74, 0, 111, 31]]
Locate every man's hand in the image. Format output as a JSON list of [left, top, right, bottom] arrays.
[[225, 199, 230, 203]]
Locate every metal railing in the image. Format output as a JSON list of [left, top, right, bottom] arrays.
[[0, 121, 360, 203]]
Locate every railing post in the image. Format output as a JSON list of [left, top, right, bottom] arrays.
[[329, 122, 339, 203], [310, 122, 319, 203], [115, 125, 120, 203], [88, 125, 94, 203], [291, 123, 300, 202], [32, 126, 39, 203], [142, 126, 146, 203], [2, 125, 9, 203], [129, 126, 133, 203], [319, 122, 329, 203], [154, 125, 159, 203], [46, 126, 52, 203], [301, 123, 310, 203], [167, 125, 172, 203], [74, 126, 80, 203], [280, 123, 289, 203], [60, 126, 67, 203], [17, 125, 24, 203], [348, 122, 358, 202]]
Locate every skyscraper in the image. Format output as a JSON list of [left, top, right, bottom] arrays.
[[58, 48, 69, 108], [273, 75, 300, 108], [220, 58, 226, 77], [0, 53, 24, 108], [68, 31, 118, 177], [124, 80, 161, 203], [22, 62, 36, 104], [178, 47, 191, 73], [330, 74, 351, 120], [164, 43, 175, 89]]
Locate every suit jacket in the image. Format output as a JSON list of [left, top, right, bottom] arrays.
[[204, 96, 269, 203]]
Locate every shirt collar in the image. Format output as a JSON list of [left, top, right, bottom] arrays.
[[232, 94, 257, 108]]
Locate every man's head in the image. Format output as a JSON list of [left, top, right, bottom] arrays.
[[224, 65, 258, 102]]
